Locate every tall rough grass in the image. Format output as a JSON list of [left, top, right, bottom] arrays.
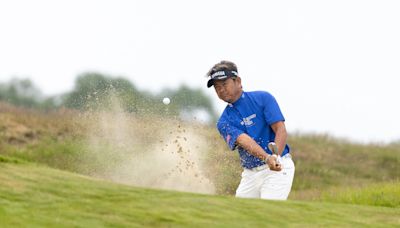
[[1, 101, 399, 204], [320, 181, 400, 207]]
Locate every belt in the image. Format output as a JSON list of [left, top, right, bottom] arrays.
[[247, 164, 267, 172]]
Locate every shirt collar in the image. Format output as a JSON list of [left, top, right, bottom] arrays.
[[228, 91, 245, 107]]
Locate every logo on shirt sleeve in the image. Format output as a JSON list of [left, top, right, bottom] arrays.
[[226, 134, 231, 144]]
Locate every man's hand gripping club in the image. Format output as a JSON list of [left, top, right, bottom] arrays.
[[267, 142, 281, 171]]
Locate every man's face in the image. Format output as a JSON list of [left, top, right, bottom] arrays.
[[213, 77, 242, 103]]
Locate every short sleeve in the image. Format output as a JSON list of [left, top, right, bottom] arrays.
[[217, 118, 244, 150], [262, 92, 285, 125]]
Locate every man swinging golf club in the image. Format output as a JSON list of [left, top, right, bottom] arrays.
[[206, 60, 295, 200]]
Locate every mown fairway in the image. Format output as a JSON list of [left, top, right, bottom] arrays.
[[1, 157, 399, 227]]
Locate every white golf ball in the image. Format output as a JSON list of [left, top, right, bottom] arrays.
[[163, 97, 170, 105]]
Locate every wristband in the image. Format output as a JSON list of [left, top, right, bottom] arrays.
[[264, 155, 271, 163]]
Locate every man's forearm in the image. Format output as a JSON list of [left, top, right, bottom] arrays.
[[236, 133, 282, 171], [236, 133, 269, 160], [274, 127, 287, 156]]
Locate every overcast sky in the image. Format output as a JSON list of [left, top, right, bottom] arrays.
[[1, 0, 399, 144]]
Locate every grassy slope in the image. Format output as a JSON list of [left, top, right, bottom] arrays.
[[0, 103, 399, 198], [1, 158, 399, 228], [287, 134, 400, 200], [321, 181, 400, 207], [1, 103, 400, 226]]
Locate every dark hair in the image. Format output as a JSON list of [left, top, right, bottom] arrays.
[[206, 60, 238, 78]]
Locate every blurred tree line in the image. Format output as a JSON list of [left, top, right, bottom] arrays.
[[0, 78, 57, 109], [0, 73, 218, 123]]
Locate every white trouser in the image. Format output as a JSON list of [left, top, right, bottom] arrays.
[[235, 154, 295, 200]]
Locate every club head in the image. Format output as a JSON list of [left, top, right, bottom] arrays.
[[268, 142, 278, 155]]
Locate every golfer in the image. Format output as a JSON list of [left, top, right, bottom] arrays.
[[206, 60, 295, 200]]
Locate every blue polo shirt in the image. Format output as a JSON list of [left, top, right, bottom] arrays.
[[217, 91, 290, 169]]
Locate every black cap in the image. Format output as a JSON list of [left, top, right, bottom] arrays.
[[207, 70, 238, 88]]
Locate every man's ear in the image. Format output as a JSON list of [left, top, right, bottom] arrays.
[[235, 76, 242, 87]]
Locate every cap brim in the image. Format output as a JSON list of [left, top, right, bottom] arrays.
[[207, 77, 232, 88], [207, 79, 214, 88]]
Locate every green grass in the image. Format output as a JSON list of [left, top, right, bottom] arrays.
[[1, 137, 85, 170], [1, 159, 400, 227], [321, 181, 400, 208], [1, 105, 400, 201], [287, 134, 400, 199], [0, 155, 24, 164]]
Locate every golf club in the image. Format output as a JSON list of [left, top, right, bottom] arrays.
[[268, 142, 281, 167]]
